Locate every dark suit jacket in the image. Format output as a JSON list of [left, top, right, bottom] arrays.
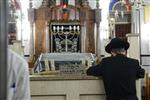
[[87, 54, 145, 100]]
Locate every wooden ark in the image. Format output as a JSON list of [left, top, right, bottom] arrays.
[[30, 0, 99, 59]]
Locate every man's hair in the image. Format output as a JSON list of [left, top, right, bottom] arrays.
[[111, 48, 126, 54]]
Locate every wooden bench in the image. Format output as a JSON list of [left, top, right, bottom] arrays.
[[145, 74, 150, 100]]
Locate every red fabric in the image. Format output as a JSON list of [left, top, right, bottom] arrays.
[[125, 0, 132, 11]]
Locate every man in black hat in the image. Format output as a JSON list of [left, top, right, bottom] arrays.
[[86, 38, 145, 100]]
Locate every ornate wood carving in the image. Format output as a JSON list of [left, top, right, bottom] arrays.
[[34, 0, 96, 58]]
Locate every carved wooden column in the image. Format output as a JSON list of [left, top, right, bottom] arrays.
[[80, 0, 95, 53], [34, 1, 48, 59], [28, 0, 35, 65], [95, 0, 101, 60]]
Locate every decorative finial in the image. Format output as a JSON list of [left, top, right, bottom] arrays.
[[41, 0, 47, 7], [96, 0, 99, 9], [29, 0, 33, 8]]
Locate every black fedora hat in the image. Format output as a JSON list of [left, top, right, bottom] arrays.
[[105, 38, 130, 53]]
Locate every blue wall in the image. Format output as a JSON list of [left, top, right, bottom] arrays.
[[109, 0, 119, 11]]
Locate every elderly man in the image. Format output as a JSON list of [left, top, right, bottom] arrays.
[[87, 38, 145, 100]]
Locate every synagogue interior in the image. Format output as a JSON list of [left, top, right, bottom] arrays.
[[1, 0, 150, 100]]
